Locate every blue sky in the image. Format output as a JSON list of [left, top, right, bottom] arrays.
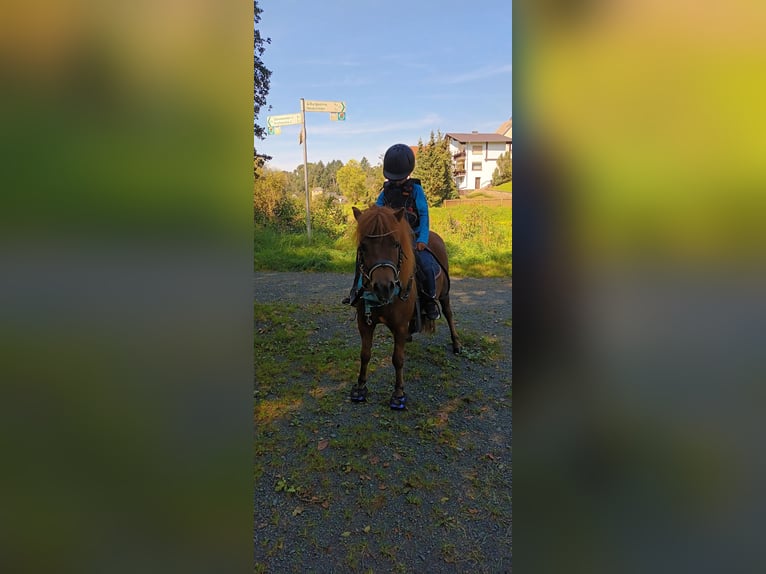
[[256, 0, 512, 171]]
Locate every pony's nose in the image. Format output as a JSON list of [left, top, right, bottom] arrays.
[[374, 280, 395, 302]]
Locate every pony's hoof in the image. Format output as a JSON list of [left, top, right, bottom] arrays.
[[350, 387, 367, 402], [453, 345, 462, 354], [389, 393, 407, 410]]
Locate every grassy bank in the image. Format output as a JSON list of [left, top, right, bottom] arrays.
[[254, 204, 511, 278]]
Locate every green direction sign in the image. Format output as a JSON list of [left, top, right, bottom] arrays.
[[267, 126, 282, 135], [267, 113, 302, 129]]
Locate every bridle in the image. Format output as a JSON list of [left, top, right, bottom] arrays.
[[358, 230, 403, 292], [356, 229, 414, 324]]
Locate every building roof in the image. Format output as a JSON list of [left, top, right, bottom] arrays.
[[496, 118, 512, 137], [446, 132, 512, 143]]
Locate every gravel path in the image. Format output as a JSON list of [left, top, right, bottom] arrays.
[[253, 271, 511, 332], [254, 272, 512, 573]]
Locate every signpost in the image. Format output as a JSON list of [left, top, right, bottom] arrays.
[[267, 113, 302, 129], [266, 100, 347, 241], [303, 100, 345, 113]]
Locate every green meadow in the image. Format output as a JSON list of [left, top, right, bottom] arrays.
[[254, 204, 511, 278]]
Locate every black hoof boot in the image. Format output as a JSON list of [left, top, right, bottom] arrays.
[[350, 386, 368, 402], [389, 393, 407, 410]]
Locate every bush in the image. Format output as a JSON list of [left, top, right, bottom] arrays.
[[311, 195, 348, 239]]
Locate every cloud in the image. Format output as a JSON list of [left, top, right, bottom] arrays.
[[439, 64, 512, 85], [289, 58, 362, 68], [308, 113, 443, 136], [305, 76, 376, 89]]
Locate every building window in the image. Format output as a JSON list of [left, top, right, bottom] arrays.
[[471, 144, 483, 154], [471, 162, 482, 171]]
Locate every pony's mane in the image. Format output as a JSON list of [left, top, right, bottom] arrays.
[[355, 205, 414, 267]]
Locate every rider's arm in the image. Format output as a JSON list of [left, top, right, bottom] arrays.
[[413, 185, 430, 245]]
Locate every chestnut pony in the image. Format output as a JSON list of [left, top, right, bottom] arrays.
[[349, 205, 460, 410]]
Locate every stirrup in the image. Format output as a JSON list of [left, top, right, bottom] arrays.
[[423, 299, 440, 320]]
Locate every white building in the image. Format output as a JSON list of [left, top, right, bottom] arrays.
[[446, 131, 512, 191]]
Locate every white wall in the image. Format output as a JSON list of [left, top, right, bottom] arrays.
[[448, 137, 510, 190]]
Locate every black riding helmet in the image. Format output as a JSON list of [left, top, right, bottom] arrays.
[[383, 144, 415, 180]]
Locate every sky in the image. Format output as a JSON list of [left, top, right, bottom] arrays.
[[255, 0, 512, 172]]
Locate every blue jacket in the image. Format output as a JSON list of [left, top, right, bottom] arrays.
[[375, 181, 430, 245]]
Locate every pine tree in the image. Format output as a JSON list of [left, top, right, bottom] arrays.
[[412, 131, 458, 206]]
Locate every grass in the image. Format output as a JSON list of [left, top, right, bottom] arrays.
[[492, 181, 513, 192], [254, 204, 511, 278], [254, 301, 512, 572]]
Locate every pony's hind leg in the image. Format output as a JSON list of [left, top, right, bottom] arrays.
[[351, 321, 374, 402], [439, 294, 461, 354]]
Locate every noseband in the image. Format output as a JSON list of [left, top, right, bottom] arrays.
[[356, 229, 414, 323]]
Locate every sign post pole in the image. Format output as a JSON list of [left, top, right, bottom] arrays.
[[266, 101, 346, 241], [300, 98, 311, 241]]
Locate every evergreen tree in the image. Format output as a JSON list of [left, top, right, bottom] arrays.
[[412, 131, 458, 206]]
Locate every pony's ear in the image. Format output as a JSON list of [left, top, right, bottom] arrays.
[[352, 206, 363, 221], [393, 207, 405, 222]]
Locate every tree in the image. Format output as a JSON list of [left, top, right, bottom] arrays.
[[336, 160, 369, 204], [253, 1, 272, 161], [491, 151, 512, 186], [412, 131, 458, 207], [254, 167, 299, 229]]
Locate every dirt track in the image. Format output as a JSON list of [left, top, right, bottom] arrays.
[[254, 272, 512, 573]]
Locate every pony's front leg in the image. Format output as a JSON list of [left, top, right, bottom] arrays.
[[389, 325, 408, 410], [351, 320, 374, 402]]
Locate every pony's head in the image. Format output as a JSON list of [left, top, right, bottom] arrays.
[[353, 205, 414, 303]]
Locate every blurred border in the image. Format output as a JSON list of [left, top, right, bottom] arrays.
[[514, 1, 766, 572], [1, 2, 255, 572]]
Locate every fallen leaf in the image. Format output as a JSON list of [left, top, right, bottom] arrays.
[[440, 497, 449, 503], [321, 500, 330, 509], [317, 439, 329, 451], [363, 525, 371, 533], [378, 484, 387, 490], [393, 452, 402, 460], [382, 462, 390, 468], [341, 531, 351, 537], [370, 456, 380, 465], [292, 506, 304, 516]]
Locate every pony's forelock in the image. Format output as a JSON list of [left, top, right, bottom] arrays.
[[355, 206, 414, 268]]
